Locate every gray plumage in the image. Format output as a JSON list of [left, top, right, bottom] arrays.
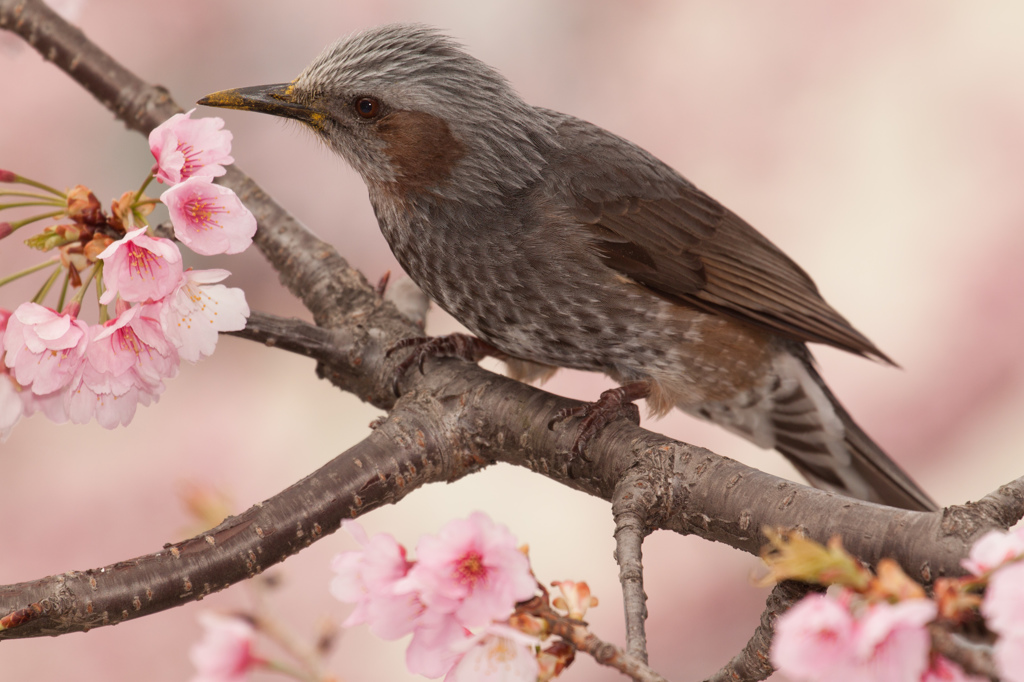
[[199, 24, 936, 511]]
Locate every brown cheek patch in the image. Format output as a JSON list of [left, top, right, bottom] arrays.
[[376, 110, 466, 192]]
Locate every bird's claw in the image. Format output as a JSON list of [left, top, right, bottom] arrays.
[[548, 382, 649, 462], [386, 333, 497, 396]]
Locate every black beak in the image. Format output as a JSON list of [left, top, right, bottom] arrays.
[[198, 83, 322, 127]]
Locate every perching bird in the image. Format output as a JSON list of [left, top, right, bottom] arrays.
[[199, 24, 936, 511]]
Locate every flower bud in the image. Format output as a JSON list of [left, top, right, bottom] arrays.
[[65, 185, 102, 225], [551, 581, 598, 620]]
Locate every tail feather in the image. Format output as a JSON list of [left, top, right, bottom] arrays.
[[690, 350, 937, 512]]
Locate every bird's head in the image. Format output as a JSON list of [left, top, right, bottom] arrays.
[[199, 24, 554, 202]]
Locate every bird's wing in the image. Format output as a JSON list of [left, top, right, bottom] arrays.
[[546, 112, 891, 362]]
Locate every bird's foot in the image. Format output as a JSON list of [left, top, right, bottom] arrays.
[[548, 380, 651, 461], [386, 333, 500, 396]]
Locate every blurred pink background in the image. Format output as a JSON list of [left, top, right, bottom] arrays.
[[2, 1, 1023, 680]]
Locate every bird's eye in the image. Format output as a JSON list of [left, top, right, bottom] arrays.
[[355, 97, 381, 119]]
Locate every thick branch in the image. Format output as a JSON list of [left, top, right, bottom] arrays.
[[0, 404, 452, 637]]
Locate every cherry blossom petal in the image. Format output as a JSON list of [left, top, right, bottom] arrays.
[[406, 611, 469, 679], [995, 632, 1024, 682], [98, 227, 183, 304], [0, 373, 23, 441], [162, 177, 256, 256], [65, 380, 148, 429], [445, 627, 539, 682], [962, 529, 1024, 576], [772, 592, 856, 680], [330, 520, 421, 640], [149, 109, 234, 185], [983, 560, 1024, 637], [158, 269, 249, 362], [854, 599, 936, 682], [189, 612, 259, 682]]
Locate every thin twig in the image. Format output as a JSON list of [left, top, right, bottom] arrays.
[[613, 469, 656, 662], [537, 604, 668, 682], [928, 624, 999, 681], [704, 581, 820, 682]]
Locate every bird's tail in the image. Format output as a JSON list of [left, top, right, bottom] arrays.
[[692, 351, 937, 512]]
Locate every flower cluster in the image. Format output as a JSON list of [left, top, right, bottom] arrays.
[[331, 512, 584, 681], [773, 593, 960, 681], [766, 527, 1024, 682], [0, 110, 253, 437], [332, 513, 538, 679]]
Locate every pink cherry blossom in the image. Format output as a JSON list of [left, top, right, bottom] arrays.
[[189, 612, 261, 682], [962, 528, 1024, 576], [162, 177, 256, 256], [3, 302, 88, 395], [853, 599, 936, 682], [330, 520, 421, 640], [98, 227, 184, 304], [772, 592, 857, 680], [150, 109, 234, 185], [87, 304, 178, 388], [444, 626, 539, 682], [773, 593, 936, 682], [397, 512, 536, 629], [158, 269, 249, 362], [64, 306, 175, 428], [922, 655, 988, 682], [983, 558, 1024, 681]]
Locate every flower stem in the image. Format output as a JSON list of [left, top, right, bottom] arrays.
[[0, 201, 65, 211], [133, 174, 155, 205], [71, 262, 99, 308], [3, 173, 65, 197], [56, 268, 71, 313], [0, 190, 65, 202], [9, 210, 65, 230], [262, 659, 320, 682], [33, 261, 64, 304], [94, 266, 108, 323], [0, 258, 59, 288]]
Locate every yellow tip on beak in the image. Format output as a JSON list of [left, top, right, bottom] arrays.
[[198, 83, 320, 127]]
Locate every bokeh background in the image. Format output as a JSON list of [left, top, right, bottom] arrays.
[[2, 1, 1024, 680]]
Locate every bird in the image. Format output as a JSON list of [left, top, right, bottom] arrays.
[[199, 23, 936, 511]]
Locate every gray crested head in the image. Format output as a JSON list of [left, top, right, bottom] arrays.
[[281, 24, 557, 203]]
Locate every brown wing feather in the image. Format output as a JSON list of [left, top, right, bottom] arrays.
[[548, 112, 892, 363]]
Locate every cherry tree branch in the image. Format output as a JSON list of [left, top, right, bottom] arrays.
[[704, 581, 821, 682], [928, 624, 999, 680], [612, 469, 655, 662], [527, 599, 668, 682]]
